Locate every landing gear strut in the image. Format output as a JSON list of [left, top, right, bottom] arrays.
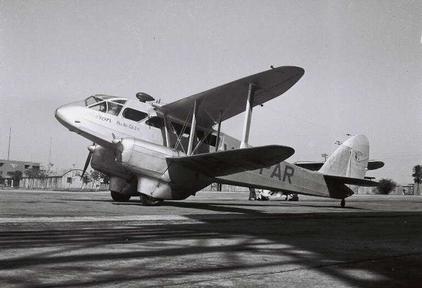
[[110, 191, 131, 202], [340, 199, 345, 208], [140, 194, 163, 206]]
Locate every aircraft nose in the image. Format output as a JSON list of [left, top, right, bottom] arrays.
[[55, 106, 69, 125], [55, 105, 81, 130]]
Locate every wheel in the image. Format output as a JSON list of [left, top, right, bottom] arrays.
[[140, 194, 163, 206], [110, 191, 131, 202], [340, 199, 345, 208]]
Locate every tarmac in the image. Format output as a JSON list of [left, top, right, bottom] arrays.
[[1, 190, 422, 287]]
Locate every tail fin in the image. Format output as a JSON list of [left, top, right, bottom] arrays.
[[319, 135, 369, 179]]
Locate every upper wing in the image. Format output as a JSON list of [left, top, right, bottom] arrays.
[[167, 145, 295, 178], [159, 66, 304, 128]]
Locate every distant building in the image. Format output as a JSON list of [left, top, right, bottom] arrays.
[[19, 169, 107, 190], [358, 184, 418, 195], [0, 159, 40, 187]]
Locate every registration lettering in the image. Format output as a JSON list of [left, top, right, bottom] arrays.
[[259, 164, 294, 183]]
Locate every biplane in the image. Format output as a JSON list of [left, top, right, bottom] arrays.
[[55, 66, 382, 207]]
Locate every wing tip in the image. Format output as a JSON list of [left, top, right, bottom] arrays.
[[271, 66, 305, 77], [264, 145, 295, 159]]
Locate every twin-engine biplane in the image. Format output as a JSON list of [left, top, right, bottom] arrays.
[[55, 66, 382, 207]]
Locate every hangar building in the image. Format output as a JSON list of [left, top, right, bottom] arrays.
[[0, 159, 41, 187]]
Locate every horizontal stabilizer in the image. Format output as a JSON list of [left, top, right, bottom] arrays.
[[367, 160, 384, 170], [167, 145, 295, 178], [324, 175, 379, 187], [295, 160, 384, 171]]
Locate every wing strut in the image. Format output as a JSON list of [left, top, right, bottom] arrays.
[[163, 115, 171, 148], [187, 100, 197, 155], [215, 111, 222, 152], [240, 83, 257, 148]]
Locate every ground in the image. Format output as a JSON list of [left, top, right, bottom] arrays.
[[0, 190, 422, 287]]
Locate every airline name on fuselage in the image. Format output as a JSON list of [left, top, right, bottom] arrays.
[[95, 113, 140, 132], [96, 114, 111, 123]]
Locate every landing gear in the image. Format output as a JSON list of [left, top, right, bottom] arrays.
[[110, 191, 131, 202], [248, 188, 256, 200], [140, 194, 163, 206], [340, 199, 345, 208]]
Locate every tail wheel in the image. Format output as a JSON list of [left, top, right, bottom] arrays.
[[140, 194, 163, 206], [110, 191, 131, 202], [340, 199, 346, 208]]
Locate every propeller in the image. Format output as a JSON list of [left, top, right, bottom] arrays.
[[81, 143, 96, 179], [80, 135, 121, 179]]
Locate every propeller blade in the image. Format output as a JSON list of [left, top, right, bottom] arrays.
[[81, 151, 92, 179]]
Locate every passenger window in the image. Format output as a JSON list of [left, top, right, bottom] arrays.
[[107, 102, 123, 116], [90, 102, 107, 112], [145, 116, 164, 128], [122, 108, 148, 121]]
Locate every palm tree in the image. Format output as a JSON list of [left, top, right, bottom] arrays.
[[412, 165, 422, 195]]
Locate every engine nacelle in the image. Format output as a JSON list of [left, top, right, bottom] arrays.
[[91, 145, 132, 180], [117, 138, 182, 180], [117, 138, 185, 199]]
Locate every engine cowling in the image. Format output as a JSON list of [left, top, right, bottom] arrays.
[[91, 145, 131, 180], [117, 138, 182, 179], [116, 138, 185, 199]]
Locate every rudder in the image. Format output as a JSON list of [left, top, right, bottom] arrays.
[[319, 135, 369, 179]]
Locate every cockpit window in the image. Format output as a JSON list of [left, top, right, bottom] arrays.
[[107, 102, 123, 116], [95, 95, 115, 100], [90, 101, 107, 112], [111, 99, 127, 105], [85, 96, 101, 106], [122, 108, 148, 121], [89, 101, 123, 116]]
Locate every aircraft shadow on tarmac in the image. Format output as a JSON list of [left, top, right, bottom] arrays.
[[164, 201, 269, 215], [105, 199, 367, 212], [164, 201, 367, 211], [1, 211, 422, 287], [67, 197, 367, 211]]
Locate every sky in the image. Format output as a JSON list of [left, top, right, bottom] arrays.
[[0, 0, 421, 184]]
